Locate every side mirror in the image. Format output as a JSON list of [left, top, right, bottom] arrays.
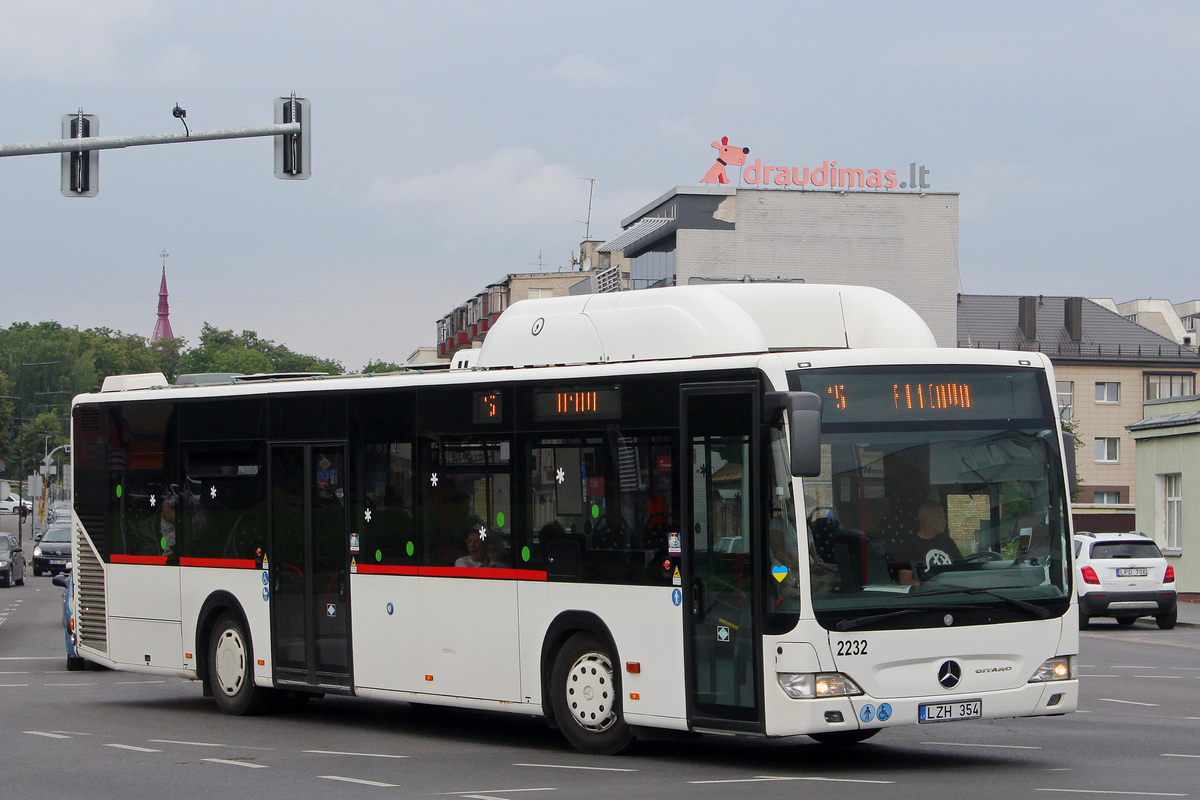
[[765, 391, 823, 477], [52, 573, 68, 588]]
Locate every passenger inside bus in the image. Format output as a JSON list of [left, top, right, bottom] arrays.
[[455, 522, 501, 568]]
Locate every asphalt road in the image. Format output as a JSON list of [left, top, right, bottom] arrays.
[[1, 561, 1198, 799]]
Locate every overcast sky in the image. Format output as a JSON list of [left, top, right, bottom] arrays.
[[1, 1, 1197, 370]]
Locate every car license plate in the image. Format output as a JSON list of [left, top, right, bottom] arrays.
[[1116, 567, 1148, 577], [919, 700, 982, 723], [50, 559, 67, 565]]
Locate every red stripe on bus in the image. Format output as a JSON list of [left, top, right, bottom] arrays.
[[109, 554, 168, 565], [178, 557, 258, 569], [355, 564, 420, 576]]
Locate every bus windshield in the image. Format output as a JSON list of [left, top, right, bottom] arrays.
[[792, 366, 1072, 630]]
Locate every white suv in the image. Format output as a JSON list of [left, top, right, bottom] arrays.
[[1074, 531, 1177, 629], [0, 494, 31, 515]]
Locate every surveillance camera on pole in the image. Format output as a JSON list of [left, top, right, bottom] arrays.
[[61, 110, 99, 197]]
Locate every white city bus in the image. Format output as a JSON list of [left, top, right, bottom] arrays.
[[68, 284, 1078, 754]]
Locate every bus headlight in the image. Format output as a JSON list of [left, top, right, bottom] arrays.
[[1028, 656, 1074, 682], [778, 672, 864, 699]]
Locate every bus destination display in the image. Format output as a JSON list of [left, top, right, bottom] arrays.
[[800, 370, 1047, 423], [473, 391, 503, 424], [533, 386, 621, 421]]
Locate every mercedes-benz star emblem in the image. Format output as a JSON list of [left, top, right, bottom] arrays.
[[938, 660, 962, 689]]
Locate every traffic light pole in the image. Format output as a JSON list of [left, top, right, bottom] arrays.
[[0, 121, 299, 157]]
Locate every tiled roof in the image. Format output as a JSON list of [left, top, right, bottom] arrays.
[[957, 294, 1200, 364]]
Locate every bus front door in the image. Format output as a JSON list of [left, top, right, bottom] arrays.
[[270, 443, 353, 692], [682, 384, 763, 731]]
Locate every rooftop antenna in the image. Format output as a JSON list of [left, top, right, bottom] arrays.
[[530, 250, 547, 270], [576, 176, 595, 240]]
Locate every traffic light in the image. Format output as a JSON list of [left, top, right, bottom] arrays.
[[60, 112, 98, 197], [274, 96, 310, 180]]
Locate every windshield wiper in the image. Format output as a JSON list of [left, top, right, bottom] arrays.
[[913, 586, 1052, 619], [834, 604, 987, 632]]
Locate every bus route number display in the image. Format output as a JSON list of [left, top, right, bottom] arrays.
[[808, 371, 1044, 423], [533, 386, 621, 421], [473, 391, 504, 424]]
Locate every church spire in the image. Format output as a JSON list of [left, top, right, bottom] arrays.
[[152, 250, 174, 342]]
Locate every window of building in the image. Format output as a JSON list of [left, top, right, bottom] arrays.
[[1185, 316, 1196, 332], [1123, 313, 1138, 323], [1093, 491, 1120, 504], [1165, 473, 1182, 550], [1056, 381, 1074, 421], [1095, 382, 1120, 404], [528, 288, 552, 299], [1094, 437, 1119, 463], [1145, 373, 1195, 401]]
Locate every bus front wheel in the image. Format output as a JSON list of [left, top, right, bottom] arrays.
[[550, 633, 634, 755], [208, 612, 275, 715]]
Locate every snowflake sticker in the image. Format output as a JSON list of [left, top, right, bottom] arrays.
[[556, 467, 565, 484], [210, 486, 218, 500], [430, 472, 439, 487], [364, 508, 372, 523], [149, 495, 156, 507]]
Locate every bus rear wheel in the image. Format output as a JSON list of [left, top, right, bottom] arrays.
[[208, 612, 275, 715], [808, 729, 881, 745], [551, 633, 634, 755]]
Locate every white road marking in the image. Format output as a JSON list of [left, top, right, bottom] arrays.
[[0, 671, 29, 674], [44, 682, 96, 686], [1161, 753, 1200, 758], [444, 790, 556, 795], [1036, 790, 1186, 797], [1111, 666, 1157, 669], [1134, 676, 1182, 679], [514, 763, 637, 772], [320, 776, 400, 787], [0, 656, 61, 660], [25, 731, 71, 739], [115, 680, 167, 685], [1099, 698, 1159, 707], [203, 758, 269, 769], [151, 739, 228, 747], [0, 684, 31, 688], [690, 775, 894, 785], [922, 741, 1042, 749], [106, 744, 162, 752], [305, 750, 409, 759], [50, 731, 92, 736]]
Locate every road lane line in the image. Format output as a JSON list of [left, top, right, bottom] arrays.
[[50, 731, 92, 736], [203, 758, 269, 769], [690, 776, 894, 785], [0, 656, 61, 660], [444, 789, 557, 795], [922, 741, 1042, 749], [0, 684, 31, 687], [1161, 753, 1200, 758], [44, 682, 96, 686], [305, 750, 409, 759], [115, 680, 167, 684], [1099, 698, 1159, 707], [25, 731, 71, 739], [106, 744, 162, 752], [1133, 676, 1182, 679], [320, 776, 400, 788], [514, 763, 637, 772], [0, 671, 29, 674], [1036, 790, 1186, 797], [152, 739, 274, 750]]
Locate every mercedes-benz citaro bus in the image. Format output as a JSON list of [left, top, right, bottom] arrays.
[[67, 284, 1077, 754]]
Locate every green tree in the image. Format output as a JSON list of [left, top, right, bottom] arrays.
[[178, 324, 343, 376], [361, 359, 407, 373]]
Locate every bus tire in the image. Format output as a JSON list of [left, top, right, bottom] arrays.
[[208, 612, 275, 716], [550, 633, 634, 755], [808, 729, 881, 745]]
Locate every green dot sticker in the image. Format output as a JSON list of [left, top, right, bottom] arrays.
[[591, 504, 600, 518], [496, 511, 505, 528], [115, 485, 123, 498], [375, 549, 382, 562], [406, 541, 414, 557], [160, 536, 167, 550], [521, 545, 530, 562], [571, 524, 577, 534], [695, 522, 702, 534]]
